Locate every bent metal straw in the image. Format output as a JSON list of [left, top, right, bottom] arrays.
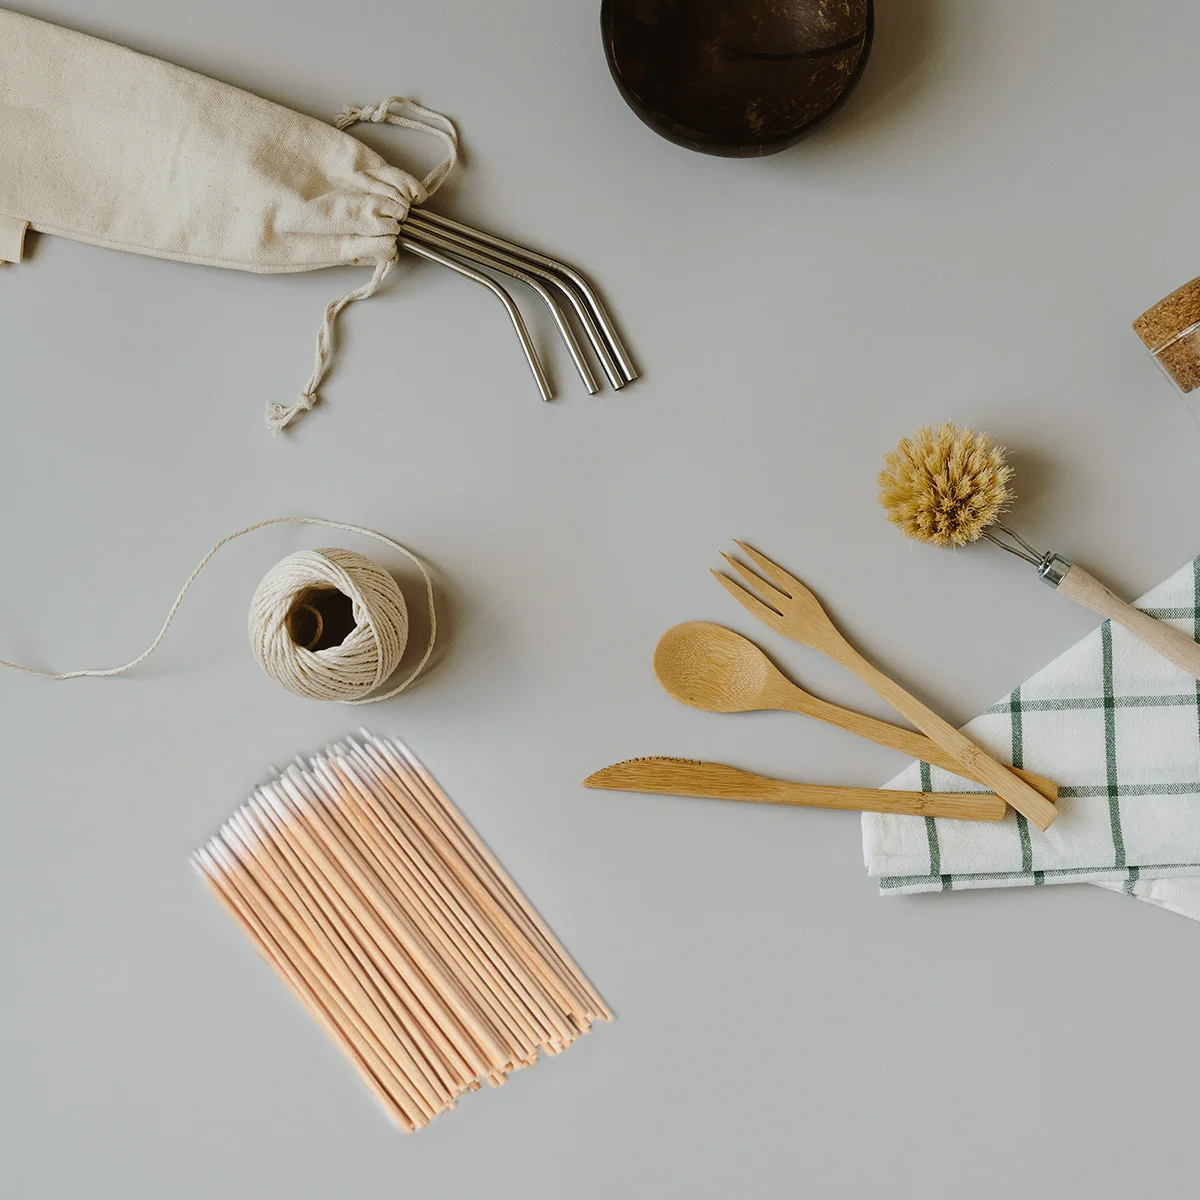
[[195, 734, 610, 1131]]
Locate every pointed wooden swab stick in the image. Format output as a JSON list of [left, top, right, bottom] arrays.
[[337, 743, 577, 1047], [270, 769, 483, 1082], [244, 795, 460, 1108], [228, 806, 449, 1116], [376, 736, 610, 1021], [202, 841, 429, 1128], [254, 782, 467, 1098], [294, 760, 513, 1070], [193, 852, 418, 1133], [326, 756, 546, 1058], [310, 758, 533, 1067], [214, 822, 439, 1124], [287, 760, 510, 1074], [369, 749, 595, 1036], [196, 737, 608, 1131], [327, 753, 569, 1068], [248, 786, 464, 1102], [353, 740, 585, 1041], [337, 746, 571, 1048], [382, 735, 608, 1018]]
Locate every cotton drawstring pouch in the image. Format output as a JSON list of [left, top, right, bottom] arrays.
[[0, 6, 457, 431]]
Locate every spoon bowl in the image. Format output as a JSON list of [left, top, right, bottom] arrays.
[[653, 621, 792, 712], [602, 0, 873, 157]]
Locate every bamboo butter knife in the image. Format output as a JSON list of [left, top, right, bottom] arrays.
[[584, 758, 1007, 821]]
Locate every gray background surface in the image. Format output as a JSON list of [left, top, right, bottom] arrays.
[[4, 1, 1200, 1196]]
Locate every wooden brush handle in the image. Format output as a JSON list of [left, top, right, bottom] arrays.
[[795, 692, 1058, 802], [837, 650, 1060, 830], [1056, 565, 1200, 681]]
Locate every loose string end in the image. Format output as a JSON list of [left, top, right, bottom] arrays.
[[265, 394, 315, 433]]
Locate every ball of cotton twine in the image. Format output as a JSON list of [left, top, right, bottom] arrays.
[[249, 547, 412, 702], [0, 517, 435, 704]]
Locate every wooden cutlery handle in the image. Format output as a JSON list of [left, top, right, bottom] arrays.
[[840, 651, 1060, 830], [797, 694, 1058, 802], [1056, 564, 1200, 682], [759, 782, 1005, 821]]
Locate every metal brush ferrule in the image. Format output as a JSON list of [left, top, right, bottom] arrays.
[[1036, 552, 1072, 589]]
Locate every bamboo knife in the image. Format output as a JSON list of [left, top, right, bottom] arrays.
[[584, 757, 1007, 821]]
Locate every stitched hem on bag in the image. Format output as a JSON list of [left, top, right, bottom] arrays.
[[27, 221, 401, 274]]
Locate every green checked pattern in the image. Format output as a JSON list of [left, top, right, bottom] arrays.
[[861, 558, 1200, 916]]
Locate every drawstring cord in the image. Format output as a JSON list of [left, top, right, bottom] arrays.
[[333, 97, 459, 198], [267, 98, 459, 433]]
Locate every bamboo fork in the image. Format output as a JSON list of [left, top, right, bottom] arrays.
[[713, 543, 1059, 830], [653, 621, 1058, 802]]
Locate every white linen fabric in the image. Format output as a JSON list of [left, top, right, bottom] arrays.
[[862, 557, 1200, 921], [0, 7, 456, 428]]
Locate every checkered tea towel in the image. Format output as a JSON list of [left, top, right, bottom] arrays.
[[862, 558, 1200, 921]]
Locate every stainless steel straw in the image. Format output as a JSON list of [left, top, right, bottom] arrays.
[[405, 225, 599, 394], [399, 238, 553, 402], [401, 209, 637, 399], [406, 212, 625, 392], [413, 210, 638, 386]]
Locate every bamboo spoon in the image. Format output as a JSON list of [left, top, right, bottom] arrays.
[[653, 621, 1058, 803], [584, 758, 1006, 821], [714, 542, 1060, 830]]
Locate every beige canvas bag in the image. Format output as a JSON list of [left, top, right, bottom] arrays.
[[0, 7, 458, 430]]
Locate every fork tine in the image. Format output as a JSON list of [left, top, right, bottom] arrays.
[[710, 570, 789, 635], [732, 541, 802, 598], [719, 552, 790, 605]]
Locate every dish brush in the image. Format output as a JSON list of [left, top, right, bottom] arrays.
[[878, 423, 1200, 680]]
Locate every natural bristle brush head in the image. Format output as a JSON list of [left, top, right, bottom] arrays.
[[878, 423, 1013, 548]]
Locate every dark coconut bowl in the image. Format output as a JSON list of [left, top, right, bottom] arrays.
[[602, 0, 873, 157]]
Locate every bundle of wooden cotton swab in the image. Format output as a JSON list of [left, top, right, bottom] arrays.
[[194, 732, 610, 1132]]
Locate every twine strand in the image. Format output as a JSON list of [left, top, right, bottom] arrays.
[[0, 517, 436, 704]]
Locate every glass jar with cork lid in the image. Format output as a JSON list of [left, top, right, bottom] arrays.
[[1134, 277, 1200, 402]]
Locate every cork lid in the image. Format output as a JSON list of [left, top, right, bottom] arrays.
[[1133, 276, 1200, 350]]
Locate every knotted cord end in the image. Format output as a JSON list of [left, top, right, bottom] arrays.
[[266, 393, 316, 433], [331, 96, 459, 199], [334, 103, 382, 130]]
